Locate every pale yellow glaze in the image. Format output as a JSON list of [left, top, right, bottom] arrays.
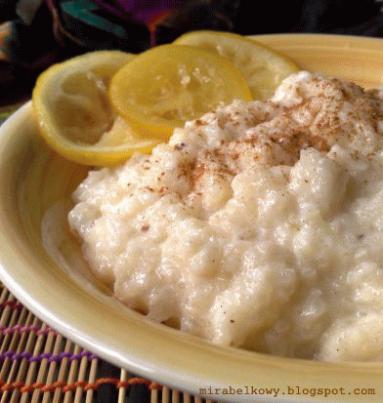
[[0, 35, 383, 402]]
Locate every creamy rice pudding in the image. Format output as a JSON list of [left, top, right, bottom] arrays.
[[68, 72, 383, 361]]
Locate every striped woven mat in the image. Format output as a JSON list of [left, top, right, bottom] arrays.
[[0, 284, 217, 403]]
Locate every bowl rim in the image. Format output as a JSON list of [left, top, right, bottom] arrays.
[[1, 34, 383, 403]]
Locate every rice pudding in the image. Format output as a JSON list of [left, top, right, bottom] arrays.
[[68, 72, 383, 361]]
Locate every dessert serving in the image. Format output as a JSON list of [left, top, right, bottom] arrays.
[[31, 31, 383, 362], [68, 72, 383, 362]]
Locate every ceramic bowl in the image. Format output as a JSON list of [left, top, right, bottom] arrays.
[[1, 34, 383, 402]]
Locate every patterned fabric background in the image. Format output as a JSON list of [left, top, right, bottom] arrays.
[[1, 0, 383, 106]]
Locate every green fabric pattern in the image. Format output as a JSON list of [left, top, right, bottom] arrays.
[[61, 0, 128, 39]]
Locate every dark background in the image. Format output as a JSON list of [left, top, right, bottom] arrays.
[[1, 0, 383, 106]]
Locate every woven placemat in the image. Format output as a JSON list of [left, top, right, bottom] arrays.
[[0, 282, 217, 403]]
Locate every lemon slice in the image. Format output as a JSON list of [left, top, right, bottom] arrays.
[[33, 51, 160, 166], [174, 31, 299, 100], [109, 44, 252, 139]]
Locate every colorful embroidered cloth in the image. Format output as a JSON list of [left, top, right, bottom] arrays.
[[1, 0, 383, 106]]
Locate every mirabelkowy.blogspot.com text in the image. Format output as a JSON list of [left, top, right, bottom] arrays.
[[199, 385, 376, 399]]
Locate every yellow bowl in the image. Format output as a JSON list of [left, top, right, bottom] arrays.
[[1, 34, 383, 402]]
